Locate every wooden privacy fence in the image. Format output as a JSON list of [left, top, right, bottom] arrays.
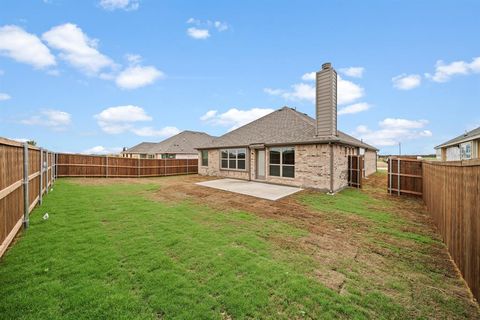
[[56, 153, 198, 177], [388, 157, 480, 301], [0, 138, 56, 258], [387, 157, 423, 196], [423, 159, 480, 302], [348, 155, 363, 188]]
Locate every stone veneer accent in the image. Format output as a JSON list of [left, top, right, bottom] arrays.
[[199, 144, 376, 192]]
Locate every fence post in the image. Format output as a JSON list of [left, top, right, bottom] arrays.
[[137, 158, 140, 177], [39, 148, 43, 205], [106, 155, 108, 178], [23, 143, 29, 229], [397, 158, 400, 195], [388, 158, 392, 194], [187, 159, 189, 175], [51, 152, 54, 183], [46, 151, 49, 194], [357, 155, 360, 188]]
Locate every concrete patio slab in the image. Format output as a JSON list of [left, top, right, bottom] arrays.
[[195, 178, 302, 201]]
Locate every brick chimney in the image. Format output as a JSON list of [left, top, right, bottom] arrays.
[[316, 62, 338, 137]]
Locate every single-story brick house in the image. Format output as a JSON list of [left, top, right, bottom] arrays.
[[122, 130, 215, 159], [196, 63, 378, 192], [435, 126, 480, 161]]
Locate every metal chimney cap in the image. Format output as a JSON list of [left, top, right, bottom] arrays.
[[322, 62, 332, 70]]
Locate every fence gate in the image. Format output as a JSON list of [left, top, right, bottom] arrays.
[[348, 155, 363, 188]]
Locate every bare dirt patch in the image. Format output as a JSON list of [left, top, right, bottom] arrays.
[[67, 174, 479, 317]]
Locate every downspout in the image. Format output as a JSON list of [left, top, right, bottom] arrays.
[[329, 142, 334, 194]]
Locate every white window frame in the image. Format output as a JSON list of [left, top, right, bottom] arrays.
[[460, 142, 472, 160]]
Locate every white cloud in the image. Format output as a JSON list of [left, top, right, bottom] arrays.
[[99, 0, 139, 11], [353, 118, 431, 146], [0, 25, 56, 69], [339, 67, 364, 78], [187, 27, 210, 40], [301, 72, 316, 81], [266, 75, 364, 105], [130, 126, 180, 137], [214, 21, 228, 32], [0, 93, 11, 101], [392, 74, 421, 90], [95, 105, 177, 137], [425, 57, 480, 82], [95, 105, 151, 133], [338, 102, 370, 115], [337, 76, 364, 105], [200, 110, 217, 121], [380, 118, 428, 129], [21, 109, 71, 130], [82, 145, 122, 155], [125, 53, 142, 64], [263, 88, 284, 96], [115, 65, 164, 89], [201, 107, 274, 130], [0, 69, 4, 75], [42, 23, 115, 75], [186, 19, 228, 39]]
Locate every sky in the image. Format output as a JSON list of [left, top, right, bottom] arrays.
[[0, 0, 479, 155]]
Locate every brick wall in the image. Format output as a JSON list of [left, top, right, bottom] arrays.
[[199, 144, 374, 192], [198, 149, 250, 180]]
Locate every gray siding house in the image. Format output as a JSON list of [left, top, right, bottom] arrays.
[[196, 63, 378, 192], [122, 130, 215, 159], [435, 126, 480, 161]]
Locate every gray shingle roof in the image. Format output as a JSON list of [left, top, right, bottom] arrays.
[[197, 107, 378, 151], [124, 131, 215, 154], [435, 126, 480, 149], [123, 142, 159, 153]]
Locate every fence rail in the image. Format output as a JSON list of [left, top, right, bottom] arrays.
[[56, 153, 198, 177], [388, 157, 480, 302], [0, 138, 56, 258]]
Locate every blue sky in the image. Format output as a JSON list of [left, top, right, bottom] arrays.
[[0, 0, 479, 155]]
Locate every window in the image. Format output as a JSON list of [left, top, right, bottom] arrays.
[[161, 154, 176, 159], [201, 150, 208, 166], [220, 148, 246, 170], [269, 147, 295, 178], [460, 142, 472, 160], [148, 154, 155, 159]]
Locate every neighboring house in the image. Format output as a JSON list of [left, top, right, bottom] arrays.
[[122, 130, 215, 159], [196, 63, 378, 193], [435, 126, 480, 161]]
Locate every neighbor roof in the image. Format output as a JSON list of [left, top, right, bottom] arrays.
[[122, 142, 159, 153], [196, 107, 377, 150], [435, 126, 480, 149], [124, 131, 215, 154]]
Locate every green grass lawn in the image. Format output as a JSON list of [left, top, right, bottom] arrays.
[[0, 177, 478, 319]]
